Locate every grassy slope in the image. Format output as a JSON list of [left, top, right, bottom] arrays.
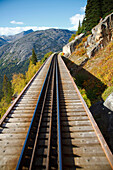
[[84, 41, 113, 100], [63, 40, 113, 107], [63, 40, 113, 153]]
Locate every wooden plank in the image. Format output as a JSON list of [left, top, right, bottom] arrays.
[[61, 108, 85, 112], [8, 113, 34, 118], [62, 131, 96, 138], [63, 145, 106, 156], [61, 116, 89, 121], [17, 99, 38, 103], [0, 155, 19, 168], [60, 97, 80, 100], [60, 105, 84, 109], [76, 165, 111, 170], [0, 133, 26, 139], [11, 110, 34, 114], [62, 137, 100, 146], [62, 126, 94, 132], [5, 117, 32, 123], [0, 140, 24, 147], [15, 103, 36, 107], [61, 112, 87, 116], [63, 157, 111, 169], [61, 120, 91, 126], [60, 99, 81, 102], [0, 146, 23, 155], [75, 156, 110, 166], [13, 106, 36, 110], [0, 164, 17, 170], [0, 127, 29, 134], [2, 122, 31, 128], [20, 96, 38, 99], [60, 103, 83, 106]]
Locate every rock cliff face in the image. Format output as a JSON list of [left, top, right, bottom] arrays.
[[104, 93, 113, 112], [86, 12, 113, 58], [63, 33, 85, 57], [63, 12, 113, 58]]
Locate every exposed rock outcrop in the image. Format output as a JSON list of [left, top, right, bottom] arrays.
[[104, 93, 113, 111], [63, 12, 113, 58], [86, 12, 113, 58], [63, 33, 85, 57]]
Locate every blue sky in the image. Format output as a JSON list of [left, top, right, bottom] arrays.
[[0, 0, 87, 35]]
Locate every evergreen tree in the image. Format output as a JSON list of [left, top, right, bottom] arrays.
[[2, 75, 13, 103], [85, 0, 102, 32], [81, 18, 86, 33], [102, 0, 113, 18], [31, 48, 37, 65], [77, 20, 82, 35], [2, 75, 8, 99], [84, 0, 113, 32]]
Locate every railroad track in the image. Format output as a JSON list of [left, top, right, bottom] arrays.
[[0, 53, 113, 170], [16, 54, 59, 169], [57, 55, 113, 169], [0, 54, 53, 169]]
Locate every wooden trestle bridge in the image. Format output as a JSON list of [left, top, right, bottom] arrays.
[[0, 53, 113, 170]]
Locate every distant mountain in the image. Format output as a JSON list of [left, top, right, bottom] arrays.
[[0, 29, 34, 43], [0, 29, 75, 63], [0, 28, 75, 99], [0, 38, 8, 47]]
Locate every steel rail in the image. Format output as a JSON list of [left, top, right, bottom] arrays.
[[29, 55, 55, 170], [46, 55, 56, 170], [16, 56, 54, 170], [56, 57, 62, 170], [0, 57, 49, 126], [60, 54, 113, 169]]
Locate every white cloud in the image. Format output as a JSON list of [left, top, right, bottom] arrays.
[[0, 26, 59, 36], [70, 14, 85, 30], [80, 6, 86, 12], [37, 26, 58, 30], [0, 27, 37, 36], [10, 20, 24, 25]]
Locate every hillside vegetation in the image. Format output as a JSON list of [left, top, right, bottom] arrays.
[[84, 0, 113, 32], [69, 0, 113, 39], [0, 51, 52, 118], [0, 29, 75, 100], [63, 39, 113, 107]]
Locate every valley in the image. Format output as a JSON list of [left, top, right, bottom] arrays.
[[0, 28, 75, 100]]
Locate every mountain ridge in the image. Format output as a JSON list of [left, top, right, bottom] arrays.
[[0, 29, 34, 43], [0, 38, 8, 47], [0, 28, 75, 99], [0, 29, 75, 63]]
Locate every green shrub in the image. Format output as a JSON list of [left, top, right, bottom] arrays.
[[102, 86, 113, 101]]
